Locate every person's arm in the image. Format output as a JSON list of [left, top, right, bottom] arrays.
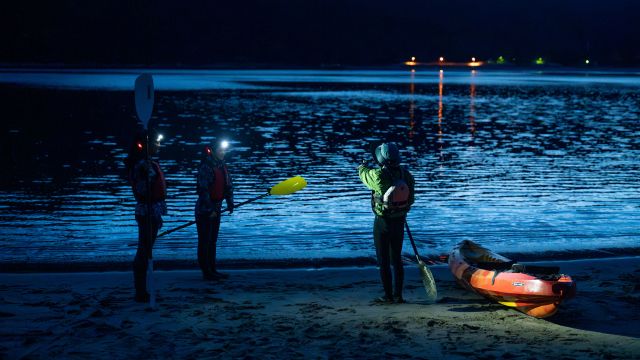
[[196, 163, 215, 214], [358, 165, 382, 193], [133, 160, 151, 200]]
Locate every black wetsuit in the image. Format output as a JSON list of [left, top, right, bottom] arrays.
[[374, 215, 406, 299]]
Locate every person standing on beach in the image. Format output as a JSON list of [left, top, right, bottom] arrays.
[[358, 142, 415, 304], [125, 131, 167, 303], [195, 140, 234, 280]]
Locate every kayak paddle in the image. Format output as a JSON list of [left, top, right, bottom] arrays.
[[135, 73, 157, 309], [405, 221, 437, 303], [156, 175, 307, 238]]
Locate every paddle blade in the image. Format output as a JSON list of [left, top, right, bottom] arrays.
[[269, 176, 307, 195], [418, 260, 437, 303], [135, 74, 155, 129]]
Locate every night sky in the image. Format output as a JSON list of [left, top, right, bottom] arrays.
[[2, 0, 639, 67]]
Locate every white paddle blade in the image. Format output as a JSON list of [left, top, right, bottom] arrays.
[[419, 260, 437, 303], [135, 74, 155, 129]]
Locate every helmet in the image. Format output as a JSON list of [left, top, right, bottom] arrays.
[[375, 142, 401, 167]]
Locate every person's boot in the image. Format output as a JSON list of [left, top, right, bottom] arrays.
[[372, 294, 394, 304], [393, 293, 405, 304], [202, 271, 220, 281], [212, 270, 229, 279], [135, 292, 150, 303]]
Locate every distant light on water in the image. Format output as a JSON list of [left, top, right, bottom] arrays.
[[439, 56, 444, 62], [535, 57, 545, 65], [404, 56, 417, 66], [585, 59, 590, 64]]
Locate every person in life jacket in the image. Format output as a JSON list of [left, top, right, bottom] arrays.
[[358, 142, 415, 304], [195, 139, 234, 280], [125, 130, 167, 303]]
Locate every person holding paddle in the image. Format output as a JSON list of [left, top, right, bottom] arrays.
[[196, 139, 234, 280], [358, 142, 415, 304], [125, 130, 167, 303]]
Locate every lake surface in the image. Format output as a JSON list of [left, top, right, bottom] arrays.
[[1, 69, 639, 264]]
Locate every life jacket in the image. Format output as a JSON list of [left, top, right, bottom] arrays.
[[208, 164, 229, 202], [131, 161, 166, 203], [373, 167, 411, 214]]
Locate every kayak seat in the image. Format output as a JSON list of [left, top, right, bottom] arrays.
[[510, 264, 560, 275], [473, 260, 515, 271]]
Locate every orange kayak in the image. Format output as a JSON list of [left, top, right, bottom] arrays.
[[448, 240, 576, 318]]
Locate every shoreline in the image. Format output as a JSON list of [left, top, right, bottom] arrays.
[[1, 256, 638, 359], [2, 247, 639, 273]]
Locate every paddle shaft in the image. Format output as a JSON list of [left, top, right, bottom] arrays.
[[156, 192, 270, 238], [144, 135, 154, 259], [405, 221, 422, 262]]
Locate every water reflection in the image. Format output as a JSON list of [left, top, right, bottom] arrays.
[[437, 70, 445, 162], [470, 70, 477, 136], [408, 70, 416, 141], [1, 70, 640, 263]]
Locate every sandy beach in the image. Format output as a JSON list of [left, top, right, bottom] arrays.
[[1, 257, 639, 359]]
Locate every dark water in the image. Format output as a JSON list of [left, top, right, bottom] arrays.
[[1, 69, 640, 264]]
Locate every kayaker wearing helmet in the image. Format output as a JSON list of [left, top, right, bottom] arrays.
[[195, 139, 234, 280], [125, 130, 167, 303], [358, 142, 415, 304]]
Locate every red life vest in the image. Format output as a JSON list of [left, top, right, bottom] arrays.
[[209, 165, 229, 202], [130, 161, 167, 203], [150, 162, 167, 201]]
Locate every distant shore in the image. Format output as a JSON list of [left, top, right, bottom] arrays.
[[2, 247, 639, 273], [2, 64, 640, 72]]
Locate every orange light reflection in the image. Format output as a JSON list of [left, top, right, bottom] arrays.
[[438, 70, 444, 155], [470, 70, 476, 136]]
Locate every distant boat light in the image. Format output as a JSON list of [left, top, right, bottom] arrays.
[[439, 57, 444, 62], [585, 59, 590, 64]]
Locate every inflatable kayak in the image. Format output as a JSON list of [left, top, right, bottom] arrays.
[[448, 240, 576, 318]]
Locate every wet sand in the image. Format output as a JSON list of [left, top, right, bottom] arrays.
[[1, 257, 639, 359]]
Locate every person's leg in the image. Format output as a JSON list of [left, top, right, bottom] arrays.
[[374, 216, 393, 301], [196, 215, 215, 279], [133, 216, 158, 302], [388, 217, 406, 302], [134, 216, 150, 301], [209, 215, 228, 278]]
